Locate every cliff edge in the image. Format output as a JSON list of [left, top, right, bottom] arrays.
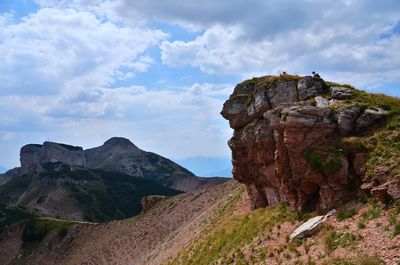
[[222, 74, 400, 211]]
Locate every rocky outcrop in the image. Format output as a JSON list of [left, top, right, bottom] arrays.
[[20, 142, 85, 173], [221, 75, 387, 211]]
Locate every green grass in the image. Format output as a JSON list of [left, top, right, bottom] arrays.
[[170, 203, 297, 265], [361, 205, 382, 220], [64, 169, 182, 222], [22, 218, 74, 244], [324, 231, 361, 252], [325, 81, 400, 181], [357, 221, 366, 229], [0, 205, 36, 233], [303, 141, 342, 175], [323, 255, 385, 265], [394, 224, 400, 237], [337, 208, 357, 221], [349, 89, 400, 180], [20, 217, 77, 259]]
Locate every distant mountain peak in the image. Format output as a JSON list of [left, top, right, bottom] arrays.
[[104, 137, 136, 147]]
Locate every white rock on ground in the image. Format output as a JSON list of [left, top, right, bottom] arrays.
[[289, 209, 336, 242]]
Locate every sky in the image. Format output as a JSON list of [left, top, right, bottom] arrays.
[[0, 0, 399, 169]]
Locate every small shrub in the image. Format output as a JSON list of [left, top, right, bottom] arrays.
[[362, 206, 382, 220], [337, 209, 357, 221], [325, 231, 359, 252], [357, 221, 366, 229], [394, 224, 400, 237]]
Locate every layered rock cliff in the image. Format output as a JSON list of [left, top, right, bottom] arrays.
[[20, 142, 85, 173], [221, 74, 397, 211]]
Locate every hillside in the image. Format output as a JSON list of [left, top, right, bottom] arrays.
[[0, 162, 182, 230], [0, 180, 399, 264]]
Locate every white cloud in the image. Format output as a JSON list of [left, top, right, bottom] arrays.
[[0, 7, 166, 96], [157, 1, 400, 89], [0, 81, 233, 168]]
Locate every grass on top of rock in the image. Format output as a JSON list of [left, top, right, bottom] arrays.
[[329, 82, 400, 181], [170, 203, 298, 265], [261, 73, 302, 87]]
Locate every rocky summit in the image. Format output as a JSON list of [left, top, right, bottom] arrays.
[[20, 142, 86, 173], [222, 74, 399, 211]]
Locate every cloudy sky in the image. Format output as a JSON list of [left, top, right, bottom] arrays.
[[0, 0, 399, 169]]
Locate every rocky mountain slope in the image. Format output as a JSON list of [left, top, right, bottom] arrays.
[[84, 137, 226, 191], [0, 137, 227, 228], [221, 74, 400, 211], [0, 180, 399, 265], [0, 162, 182, 227], [2, 137, 227, 192]]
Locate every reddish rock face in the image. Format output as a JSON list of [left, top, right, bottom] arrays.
[[221, 75, 386, 212]]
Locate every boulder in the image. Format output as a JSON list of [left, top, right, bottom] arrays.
[[289, 209, 336, 242], [337, 106, 362, 135], [387, 175, 400, 200], [221, 95, 252, 129], [331, 86, 353, 99], [371, 175, 400, 203], [297, 76, 326, 101], [266, 79, 298, 108], [315, 96, 329, 108], [355, 108, 387, 131]]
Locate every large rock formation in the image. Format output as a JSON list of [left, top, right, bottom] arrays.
[[20, 142, 85, 173], [221, 75, 387, 211]]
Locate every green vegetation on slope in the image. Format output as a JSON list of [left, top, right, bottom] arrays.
[[351, 89, 400, 180], [64, 169, 183, 222], [0, 205, 36, 233], [20, 217, 80, 259], [328, 85, 400, 181], [171, 203, 297, 265], [0, 163, 183, 224]]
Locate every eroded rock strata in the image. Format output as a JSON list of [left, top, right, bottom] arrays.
[[221, 75, 387, 211]]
